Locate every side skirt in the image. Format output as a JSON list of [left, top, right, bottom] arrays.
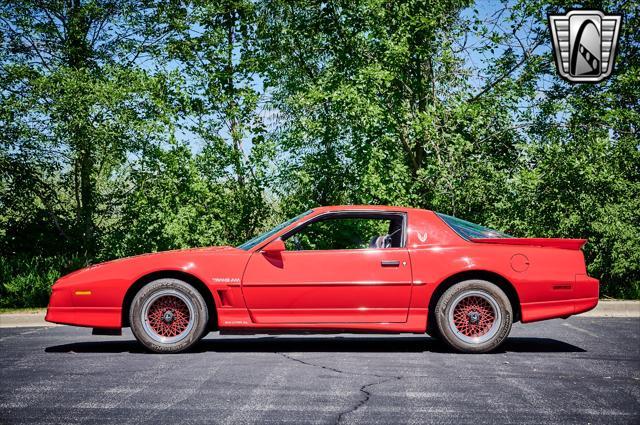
[[217, 308, 428, 334]]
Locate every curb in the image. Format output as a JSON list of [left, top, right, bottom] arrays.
[[0, 301, 638, 328], [0, 311, 57, 328], [577, 300, 640, 318]]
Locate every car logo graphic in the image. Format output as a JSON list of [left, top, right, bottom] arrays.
[[549, 10, 622, 83], [417, 232, 428, 243]]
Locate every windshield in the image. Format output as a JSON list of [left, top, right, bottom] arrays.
[[236, 210, 314, 250], [436, 213, 511, 240]]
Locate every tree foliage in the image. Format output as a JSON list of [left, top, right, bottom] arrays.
[[1, 0, 638, 306]]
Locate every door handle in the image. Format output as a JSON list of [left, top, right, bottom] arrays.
[[381, 260, 400, 267]]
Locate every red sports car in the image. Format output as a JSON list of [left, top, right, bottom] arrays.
[[46, 205, 599, 353]]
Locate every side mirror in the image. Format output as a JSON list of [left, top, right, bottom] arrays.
[[261, 238, 285, 256]]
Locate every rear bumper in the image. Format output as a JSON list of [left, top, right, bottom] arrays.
[[520, 297, 599, 323], [573, 274, 600, 315], [521, 274, 599, 323]]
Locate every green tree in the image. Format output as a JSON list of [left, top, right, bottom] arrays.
[[0, 1, 181, 261], [257, 0, 535, 218], [166, 0, 275, 242]]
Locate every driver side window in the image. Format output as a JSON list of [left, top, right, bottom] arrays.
[[284, 214, 404, 251]]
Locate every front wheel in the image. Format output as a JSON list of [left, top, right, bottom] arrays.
[[130, 278, 208, 353], [435, 279, 512, 353]]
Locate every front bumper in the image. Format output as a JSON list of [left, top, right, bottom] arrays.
[[46, 285, 122, 328]]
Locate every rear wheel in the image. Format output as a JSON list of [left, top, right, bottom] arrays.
[[435, 279, 512, 353], [130, 278, 208, 353]]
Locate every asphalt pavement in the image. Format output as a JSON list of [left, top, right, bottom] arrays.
[[1, 318, 639, 424]]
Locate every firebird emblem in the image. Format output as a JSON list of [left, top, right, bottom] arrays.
[[549, 10, 622, 83], [417, 232, 428, 243]]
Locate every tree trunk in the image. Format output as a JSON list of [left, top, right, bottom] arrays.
[[66, 0, 96, 259], [225, 8, 245, 187]]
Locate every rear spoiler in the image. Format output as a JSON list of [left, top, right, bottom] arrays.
[[469, 238, 587, 250]]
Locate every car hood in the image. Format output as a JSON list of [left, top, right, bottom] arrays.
[[56, 246, 239, 283]]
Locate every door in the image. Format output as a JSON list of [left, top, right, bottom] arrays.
[[240, 212, 413, 324]]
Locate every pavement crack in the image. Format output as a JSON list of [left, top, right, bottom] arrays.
[[334, 376, 401, 425], [277, 352, 401, 379], [278, 352, 347, 375], [276, 352, 402, 424]]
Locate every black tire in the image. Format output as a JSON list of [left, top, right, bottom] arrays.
[[130, 278, 208, 353], [435, 279, 512, 353]]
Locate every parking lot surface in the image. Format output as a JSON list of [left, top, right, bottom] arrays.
[[1, 317, 639, 424]]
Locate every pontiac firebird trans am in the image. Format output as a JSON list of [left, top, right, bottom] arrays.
[[46, 206, 599, 353]]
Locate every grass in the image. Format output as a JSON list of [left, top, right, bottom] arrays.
[[0, 307, 47, 315]]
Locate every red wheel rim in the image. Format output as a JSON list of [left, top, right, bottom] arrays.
[[146, 295, 191, 338], [452, 295, 496, 338]]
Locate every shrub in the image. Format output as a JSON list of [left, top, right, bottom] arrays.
[[0, 256, 82, 308]]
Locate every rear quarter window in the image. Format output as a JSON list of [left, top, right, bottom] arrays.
[[436, 213, 511, 240]]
